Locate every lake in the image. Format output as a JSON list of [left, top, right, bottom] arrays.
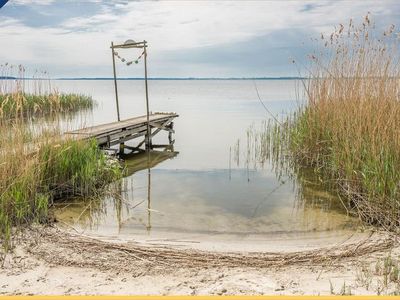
[[54, 79, 362, 252]]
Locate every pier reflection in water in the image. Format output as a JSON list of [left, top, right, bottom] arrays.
[[119, 150, 179, 234]]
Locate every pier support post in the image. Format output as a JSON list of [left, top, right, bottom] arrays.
[[119, 128, 126, 155], [168, 122, 174, 144], [145, 133, 152, 150], [119, 142, 125, 155]]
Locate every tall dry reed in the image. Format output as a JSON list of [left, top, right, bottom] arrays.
[[276, 15, 400, 229]]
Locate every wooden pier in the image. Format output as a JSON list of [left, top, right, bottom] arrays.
[[65, 39, 179, 155], [65, 112, 178, 154]]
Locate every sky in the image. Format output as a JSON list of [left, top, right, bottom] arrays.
[[0, 0, 399, 78]]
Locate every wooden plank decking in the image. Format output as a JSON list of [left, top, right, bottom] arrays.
[[65, 112, 178, 150]]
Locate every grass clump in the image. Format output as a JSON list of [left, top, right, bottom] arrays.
[[0, 133, 122, 250], [271, 15, 400, 229], [39, 139, 122, 199]]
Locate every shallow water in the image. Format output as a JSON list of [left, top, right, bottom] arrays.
[[53, 79, 361, 249]]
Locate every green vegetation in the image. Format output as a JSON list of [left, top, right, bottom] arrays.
[[0, 132, 122, 250], [0, 65, 119, 250], [269, 16, 400, 229], [39, 139, 122, 199]]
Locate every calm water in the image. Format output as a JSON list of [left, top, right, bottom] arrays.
[[54, 80, 360, 246]]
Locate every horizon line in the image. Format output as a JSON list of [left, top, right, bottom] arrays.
[[0, 76, 306, 80], [55, 76, 306, 80]]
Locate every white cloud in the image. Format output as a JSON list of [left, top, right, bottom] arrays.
[[10, 0, 55, 6], [0, 0, 398, 77]]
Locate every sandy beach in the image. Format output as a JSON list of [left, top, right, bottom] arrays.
[[1, 226, 398, 296]]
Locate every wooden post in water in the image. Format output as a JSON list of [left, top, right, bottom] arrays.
[[111, 41, 124, 154], [143, 40, 151, 151]]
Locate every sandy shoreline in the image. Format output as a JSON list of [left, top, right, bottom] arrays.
[[1, 226, 399, 295]]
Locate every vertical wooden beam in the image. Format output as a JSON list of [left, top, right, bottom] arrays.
[[168, 122, 173, 144], [119, 131, 125, 155], [143, 40, 151, 151], [111, 41, 124, 154], [111, 42, 121, 122]]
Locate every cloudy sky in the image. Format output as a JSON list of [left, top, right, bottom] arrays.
[[0, 0, 399, 78]]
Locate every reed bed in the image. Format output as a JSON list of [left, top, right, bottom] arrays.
[[270, 15, 400, 229], [0, 64, 94, 119], [0, 93, 94, 119]]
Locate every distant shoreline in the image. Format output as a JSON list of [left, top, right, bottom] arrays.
[[0, 76, 305, 81], [56, 77, 306, 80]]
